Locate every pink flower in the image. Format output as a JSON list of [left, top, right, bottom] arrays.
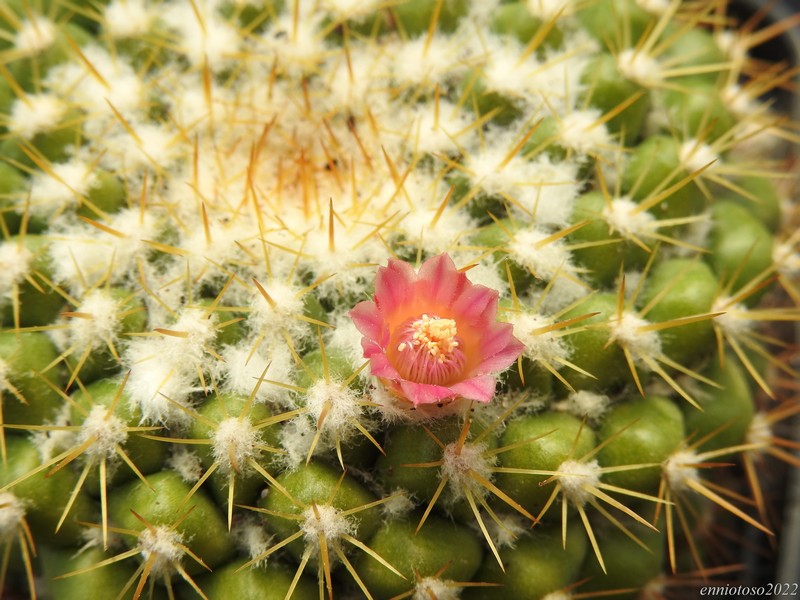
[[349, 254, 525, 406]]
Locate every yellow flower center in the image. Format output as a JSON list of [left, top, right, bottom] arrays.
[[397, 314, 459, 362], [392, 314, 466, 385]]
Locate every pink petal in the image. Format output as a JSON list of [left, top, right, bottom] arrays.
[[417, 254, 470, 308], [374, 258, 417, 316], [450, 284, 499, 326], [449, 374, 498, 403], [363, 345, 400, 379], [397, 380, 458, 406], [349, 301, 389, 346], [477, 323, 525, 373]]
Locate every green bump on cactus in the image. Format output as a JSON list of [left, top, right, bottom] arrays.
[[0, 0, 798, 597]]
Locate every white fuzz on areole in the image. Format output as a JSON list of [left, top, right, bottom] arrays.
[[278, 418, 317, 469], [103, 0, 156, 38], [635, 0, 670, 13], [47, 46, 145, 118], [124, 310, 218, 425], [64, 290, 122, 352], [441, 441, 495, 503], [9, 94, 66, 139], [664, 449, 700, 492], [28, 160, 99, 217], [138, 526, 184, 575], [33, 404, 76, 462], [0, 243, 32, 298], [414, 579, 461, 600], [510, 312, 570, 365], [509, 228, 580, 283], [233, 516, 273, 566], [542, 591, 573, 600], [714, 31, 748, 68], [305, 380, 364, 446], [163, 4, 241, 71], [679, 140, 719, 173], [558, 110, 610, 155], [79, 404, 128, 462], [556, 459, 600, 506], [617, 49, 662, 86], [381, 489, 415, 519], [0, 360, 11, 398], [745, 412, 772, 454], [212, 417, 261, 476], [14, 16, 57, 54], [300, 504, 354, 557], [774, 242, 800, 277], [0, 492, 25, 538], [167, 446, 204, 484], [527, 0, 575, 19], [711, 297, 752, 337], [602, 197, 655, 240], [560, 390, 611, 421], [485, 513, 529, 549], [609, 311, 661, 364], [247, 280, 305, 340]]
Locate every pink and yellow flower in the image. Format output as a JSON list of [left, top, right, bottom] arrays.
[[350, 254, 524, 406]]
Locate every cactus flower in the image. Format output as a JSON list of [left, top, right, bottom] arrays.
[[350, 254, 524, 406]]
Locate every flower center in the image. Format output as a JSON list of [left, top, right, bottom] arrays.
[[391, 314, 467, 385]]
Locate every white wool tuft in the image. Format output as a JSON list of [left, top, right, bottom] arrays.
[[745, 412, 771, 453], [167, 446, 204, 483], [104, 0, 157, 38], [509, 227, 580, 282], [212, 417, 261, 476], [14, 16, 57, 54], [711, 297, 752, 338], [617, 49, 662, 86], [305, 380, 364, 448], [79, 404, 128, 462], [663, 449, 700, 492], [0, 492, 25, 537], [62, 290, 122, 352], [29, 160, 98, 217], [125, 310, 219, 425], [220, 343, 294, 403], [559, 390, 610, 421], [413, 579, 461, 600], [441, 441, 495, 503], [558, 110, 610, 155], [527, 0, 575, 19], [556, 459, 600, 506], [609, 311, 661, 364], [510, 311, 570, 365], [138, 526, 184, 575], [602, 197, 655, 240], [679, 140, 719, 173], [0, 243, 32, 299], [33, 405, 76, 462], [300, 504, 354, 557], [381, 489, 416, 519], [233, 516, 273, 565], [9, 94, 66, 139]]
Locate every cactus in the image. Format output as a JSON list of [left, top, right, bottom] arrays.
[[0, 0, 798, 598]]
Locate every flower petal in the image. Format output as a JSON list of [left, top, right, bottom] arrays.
[[450, 283, 499, 326], [374, 258, 417, 317], [477, 323, 526, 373], [350, 300, 389, 346], [397, 379, 458, 406], [363, 344, 401, 379], [417, 253, 470, 309], [449, 374, 498, 403]]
